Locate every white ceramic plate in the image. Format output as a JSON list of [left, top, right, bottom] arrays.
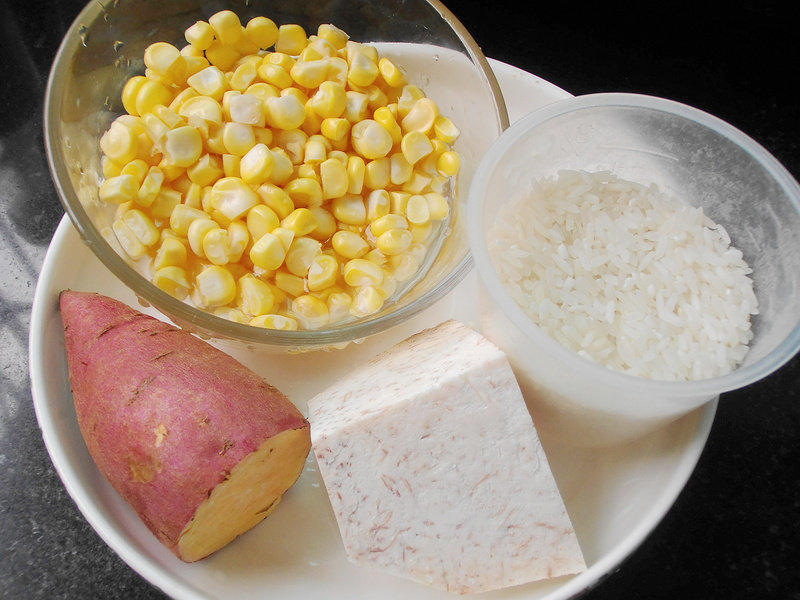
[[30, 59, 717, 600]]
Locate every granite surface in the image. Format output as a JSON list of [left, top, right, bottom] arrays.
[[1, 0, 798, 598]]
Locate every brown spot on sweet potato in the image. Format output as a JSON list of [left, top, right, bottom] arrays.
[[150, 350, 174, 361], [126, 375, 155, 405], [129, 456, 161, 483], [219, 439, 234, 455]]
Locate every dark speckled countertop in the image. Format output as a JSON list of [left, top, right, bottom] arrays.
[[1, 0, 798, 598]]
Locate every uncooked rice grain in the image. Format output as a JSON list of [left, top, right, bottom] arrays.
[[488, 169, 758, 381]]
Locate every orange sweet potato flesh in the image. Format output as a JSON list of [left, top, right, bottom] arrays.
[[59, 290, 311, 562]]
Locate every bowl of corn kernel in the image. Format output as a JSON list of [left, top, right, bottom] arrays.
[[44, 0, 508, 350]]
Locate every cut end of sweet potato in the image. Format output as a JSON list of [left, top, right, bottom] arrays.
[[176, 426, 311, 562]]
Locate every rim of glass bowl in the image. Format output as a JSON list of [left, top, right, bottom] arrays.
[[467, 92, 800, 398], [44, 0, 510, 347]]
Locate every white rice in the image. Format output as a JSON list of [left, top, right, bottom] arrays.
[[488, 169, 758, 381]]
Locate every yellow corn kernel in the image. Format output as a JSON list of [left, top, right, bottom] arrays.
[[150, 187, 182, 220], [346, 155, 365, 194], [256, 182, 294, 219], [245, 82, 279, 104], [401, 97, 439, 134], [153, 266, 191, 299], [387, 153, 412, 186], [141, 113, 169, 149], [208, 10, 242, 46], [271, 226, 296, 252], [327, 291, 352, 323], [221, 89, 240, 121], [253, 127, 274, 148], [170, 173, 193, 195], [183, 53, 211, 79], [222, 121, 255, 156], [154, 237, 187, 270], [229, 60, 258, 91], [343, 91, 369, 123], [121, 76, 147, 116], [195, 265, 236, 307], [169, 203, 207, 236], [120, 158, 149, 185], [186, 153, 223, 187], [210, 176, 260, 221], [187, 66, 228, 101], [222, 153, 241, 178], [239, 143, 274, 185], [434, 114, 460, 144], [215, 306, 249, 323], [101, 157, 122, 179], [325, 56, 349, 87], [405, 193, 431, 225], [362, 190, 389, 223], [238, 273, 275, 316], [343, 258, 384, 287], [246, 16, 279, 49], [135, 79, 174, 116], [425, 191, 450, 221], [205, 40, 241, 71], [378, 57, 407, 88], [281, 87, 309, 107], [202, 228, 232, 265], [144, 42, 187, 86], [257, 62, 294, 89], [100, 119, 138, 165], [280, 207, 318, 237], [331, 229, 369, 259], [347, 51, 379, 88], [372, 105, 402, 145], [290, 59, 329, 89], [402, 170, 432, 194], [111, 218, 147, 259], [250, 313, 298, 330], [272, 128, 306, 164], [185, 20, 215, 50], [274, 270, 305, 297], [305, 36, 337, 59], [292, 294, 329, 329], [187, 218, 220, 257], [364, 157, 390, 190], [371, 213, 408, 237], [376, 228, 412, 256], [264, 94, 306, 130], [437, 150, 460, 177], [320, 118, 350, 144], [350, 119, 393, 160], [303, 136, 329, 164], [400, 130, 433, 165], [121, 208, 160, 246], [390, 252, 420, 282], [99, 174, 138, 204], [346, 40, 378, 62], [318, 23, 349, 49], [331, 194, 366, 225], [309, 81, 346, 119], [397, 84, 426, 117], [202, 123, 226, 155], [136, 166, 164, 207], [306, 253, 339, 291], [162, 125, 203, 168], [317, 157, 347, 200], [285, 236, 321, 277], [246, 204, 280, 240], [168, 86, 200, 114], [249, 231, 287, 271], [229, 91, 265, 129], [227, 220, 249, 262], [349, 285, 383, 318], [276, 23, 307, 55], [284, 177, 323, 208], [264, 51, 296, 70]]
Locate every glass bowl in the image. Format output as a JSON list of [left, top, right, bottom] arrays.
[[44, 0, 508, 351], [467, 92, 800, 447]]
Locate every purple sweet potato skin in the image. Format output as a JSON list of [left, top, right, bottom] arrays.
[[59, 290, 309, 553]]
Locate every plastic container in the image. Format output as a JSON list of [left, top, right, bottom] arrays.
[[467, 93, 800, 447]]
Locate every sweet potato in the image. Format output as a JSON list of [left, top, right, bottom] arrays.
[[59, 290, 311, 562]]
